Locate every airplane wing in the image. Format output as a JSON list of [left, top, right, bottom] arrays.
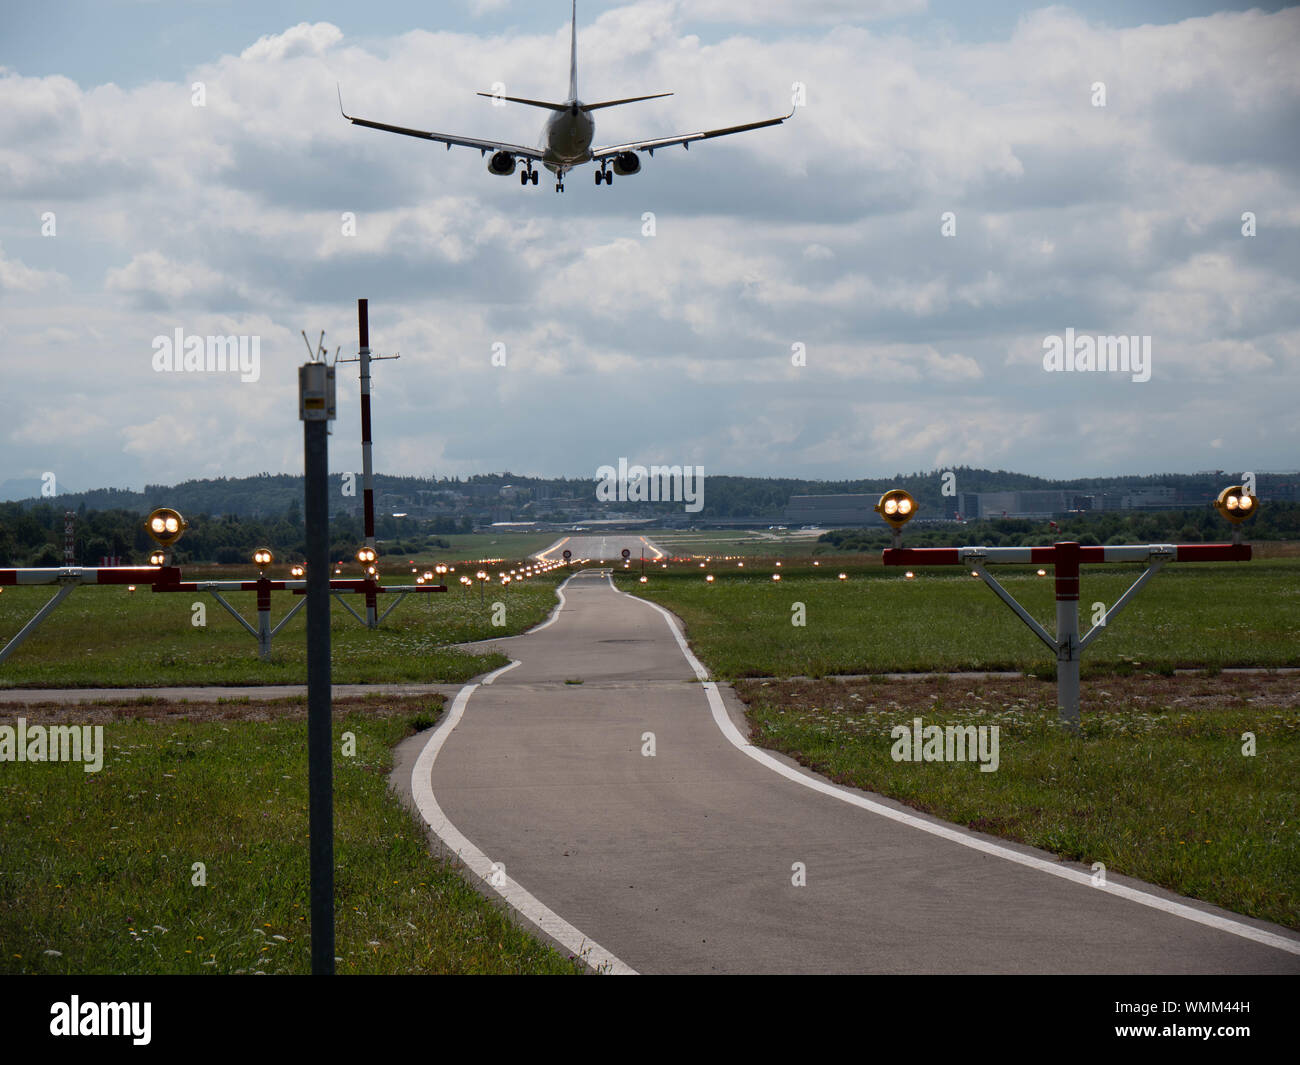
[[591, 106, 795, 160], [338, 86, 544, 161]]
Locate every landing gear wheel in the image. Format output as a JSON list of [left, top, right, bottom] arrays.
[[531, 170, 539, 185], [594, 170, 603, 185], [520, 170, 529, 186], [606, 170, 614, 185]]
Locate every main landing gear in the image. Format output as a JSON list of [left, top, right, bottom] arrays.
[[595, 166, 614, 185], [520, 166, 539, 186]]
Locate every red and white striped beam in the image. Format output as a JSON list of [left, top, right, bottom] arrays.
[[0, 568, 447, 593], [0, 566, 166, 586]]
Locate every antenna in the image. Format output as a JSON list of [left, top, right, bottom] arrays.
[[302, 329, 340, 366]]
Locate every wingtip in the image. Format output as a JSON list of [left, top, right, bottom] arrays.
[[336, 82, 350, 120]]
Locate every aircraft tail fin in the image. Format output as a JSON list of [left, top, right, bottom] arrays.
[[568, 0, 578, 101]]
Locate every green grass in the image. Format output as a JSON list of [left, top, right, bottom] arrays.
[[615, 557, 1300, 678], [0, 572, 566, 688], [417, 532, 565, 561], [0, 700, 584, 974], [737, 678, 1300, 931]]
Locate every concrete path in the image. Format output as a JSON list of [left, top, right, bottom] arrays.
[[394, 570, 1300, 974]]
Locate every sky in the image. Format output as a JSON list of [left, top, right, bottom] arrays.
[[1, 0, 1297, 497]]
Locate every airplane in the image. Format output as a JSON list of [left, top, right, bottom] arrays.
[[338, 0, 794, 193]]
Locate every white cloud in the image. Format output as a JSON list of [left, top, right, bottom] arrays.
[[0, 4, 1297, 488], [240, 23, 343, 63]]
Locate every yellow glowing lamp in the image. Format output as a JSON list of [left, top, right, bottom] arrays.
[[1213, 485, 1258, 524], [875, 490, 918, 530], [145, 508, 188, 547]]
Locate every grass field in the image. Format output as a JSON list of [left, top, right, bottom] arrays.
[[0, 696, 584, 974], [416, 532, 565, 561], [736, 673, 1300, 931], [612, 555, 1300, 678], [0, 569, 566, 688], [647, 529, 827, 558]]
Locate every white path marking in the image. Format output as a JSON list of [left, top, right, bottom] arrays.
[[610, 575, 1300, 958], [410, 574, 637, 974]]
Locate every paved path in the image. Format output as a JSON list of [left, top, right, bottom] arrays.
[[393, 570, 1300, 974]]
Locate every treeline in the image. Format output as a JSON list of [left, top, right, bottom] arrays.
[[0, 502, 451, 567], [817, 502, 1300, 551], [9, 467, 1292, 522]]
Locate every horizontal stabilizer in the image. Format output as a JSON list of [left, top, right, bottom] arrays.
[[581, 92, 673, 111], [475, 92, 570, 111]]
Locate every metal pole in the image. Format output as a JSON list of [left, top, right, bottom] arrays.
[[0, 583, 76, 665], [256, 576, 272, 660], [1054, 541, 1081, 733], [301, 362, 335, 975], [358, 299, 378, 629]]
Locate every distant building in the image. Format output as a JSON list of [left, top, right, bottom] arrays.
[[784, 494, 885, 526]]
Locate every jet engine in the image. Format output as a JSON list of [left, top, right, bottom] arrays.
[[612, 151, 641, 176], [488, 151, 516, 175]]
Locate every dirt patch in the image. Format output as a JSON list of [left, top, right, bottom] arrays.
[[734, 671, 1300, 716], [0, 693, 444, 725]]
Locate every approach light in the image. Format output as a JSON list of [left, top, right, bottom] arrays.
[[838, 572, 848, 580], [128, 585, 136, 593], [145, 507, 188, 547], [813, 561, 820, 566], [476, 570, 487, 581], [435, 564, 448, 578], [149, 551, 166, 566], [1213, 485, 1258, 524], [1037, 569, 1047, 577], [775, 561, 782, 567], [365, 565, 377, 577], [904, 571, 915, 580], [253, 548, 274, 569], [875, 490, 918, 530], [356, 546, 378, 565], [705, 574, 715, 583], [291, 565, 305, 577], [772, 574, 781, 582], [639, 576, 648, 584], [737, 562, 744, 567]]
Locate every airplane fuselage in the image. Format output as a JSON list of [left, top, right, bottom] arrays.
[[542, 103, 594, 172]]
